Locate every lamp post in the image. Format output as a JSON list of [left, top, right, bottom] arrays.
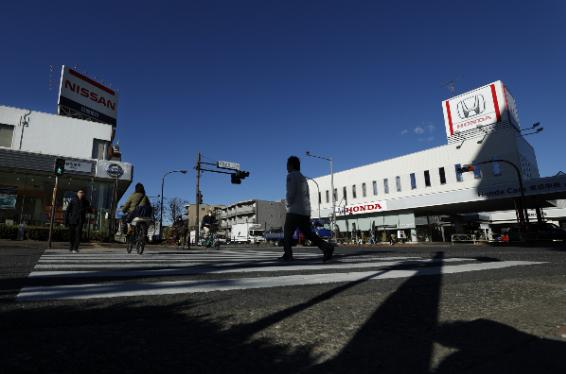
[[306, 177, 321, 218], [305, 151, 335, 241], [159, 169, 188, 241]]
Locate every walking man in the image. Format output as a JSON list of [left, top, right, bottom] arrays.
[[64, 188, 92, 253], [282, 156, 334, 261]]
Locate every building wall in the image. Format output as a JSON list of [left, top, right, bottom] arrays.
[[218, 199, 286, 233], [310, 127, 536, 223], [0, 105, 112, 160]]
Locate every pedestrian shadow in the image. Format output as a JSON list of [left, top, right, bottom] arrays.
[[307, 251, 445, 373], [435, 319, 566, 373]]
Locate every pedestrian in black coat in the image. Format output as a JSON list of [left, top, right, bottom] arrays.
[[64, 188, 91, 253]]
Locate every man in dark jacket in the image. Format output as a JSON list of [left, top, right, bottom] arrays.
[[64, 188, 91, 253]]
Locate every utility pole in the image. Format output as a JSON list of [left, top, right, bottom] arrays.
[[47, 175, 59, 249], [195, 152, 201, 245]]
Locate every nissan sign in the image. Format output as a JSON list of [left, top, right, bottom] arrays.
[[106, 163, 124, 178], [57, 65, 119, 126]]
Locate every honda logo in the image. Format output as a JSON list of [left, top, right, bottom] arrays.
[[456, 94, 486, 119]]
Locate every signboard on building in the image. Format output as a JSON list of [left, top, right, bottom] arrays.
[[442, 80, 518, 137], [57, 65, 119, 126], [95, 160, 132, 181], [335, 200, 388, 216], [64, 160, 93, 174]]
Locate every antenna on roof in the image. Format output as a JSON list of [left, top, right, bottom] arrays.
[[442, 76, 462, 95]]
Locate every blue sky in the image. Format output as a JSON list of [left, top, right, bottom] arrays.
[[1, 0, 565, 205]]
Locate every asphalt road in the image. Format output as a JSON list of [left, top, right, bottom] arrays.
[[1, 241, 565, 373]]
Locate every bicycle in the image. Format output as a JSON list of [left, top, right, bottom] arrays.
[[202, 223, 221, 249], [126, 217, 152, 254]]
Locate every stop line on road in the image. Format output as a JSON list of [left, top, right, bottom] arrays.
[[16, 248, 545, 302]]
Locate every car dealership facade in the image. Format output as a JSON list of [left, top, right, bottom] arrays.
[[309, 81, 566, 242]]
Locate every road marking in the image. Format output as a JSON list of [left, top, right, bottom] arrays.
[[17, 260, 545, 301], [29, 258, 475, 278]]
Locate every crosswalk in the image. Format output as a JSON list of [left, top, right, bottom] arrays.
[[17, 248, 545, 301]]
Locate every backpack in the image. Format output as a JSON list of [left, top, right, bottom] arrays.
[[134, 196, 153, 218]]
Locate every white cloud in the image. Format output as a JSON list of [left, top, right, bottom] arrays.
[[418, 136, 435, 143], [414, 126, 425, 135], [401, 129, 409, 135], [426, 124, 435, 133]]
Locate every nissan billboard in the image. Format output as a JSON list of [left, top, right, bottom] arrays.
[[57, 65, 119, 126], [442, 80, 520, 137]]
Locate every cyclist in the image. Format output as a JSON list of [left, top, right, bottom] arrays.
[[201, 211, 217, 245], [122, 183, 151, 235]]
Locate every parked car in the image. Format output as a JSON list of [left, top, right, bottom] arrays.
[[495, 223, 566, 243]]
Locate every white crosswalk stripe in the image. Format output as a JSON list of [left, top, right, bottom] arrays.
[[17, 248, 545, 301]]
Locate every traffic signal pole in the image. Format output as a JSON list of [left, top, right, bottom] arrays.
[[195, 152, 201, 245], [47, 175, 59, 249]]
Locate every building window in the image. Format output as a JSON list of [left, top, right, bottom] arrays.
[[395, 176, 401, 192], [362, 183, 367, 197], [410, 173, 417, 189], [439, 167, 446, 184], [424, 170, 431, 187], [318, 192, 321, 204], [455, 164, 463, 182], [343, 186, 347, 202], [0, 124, 14, 148], [372, 180, 378, 195], [473, 165, 482, 179], [352, 185, 357, 199], [325, 190, 330, 203], [333, 188, 337, 201], [92, 139, 110, 160], [384, 178, 389, 194]]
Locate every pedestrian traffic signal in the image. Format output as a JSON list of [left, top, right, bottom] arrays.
[[54, 158, 65, 175], [231, 170, 250, 184]]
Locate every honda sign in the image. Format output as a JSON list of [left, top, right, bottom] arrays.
[[442, 80, 519, 137]]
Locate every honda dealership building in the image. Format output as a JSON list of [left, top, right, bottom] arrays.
[[0, 66, 132, 234], [309, 81, 566, 242]]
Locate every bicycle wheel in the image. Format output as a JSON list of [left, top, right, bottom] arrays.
[[136, 224, 146, 254]]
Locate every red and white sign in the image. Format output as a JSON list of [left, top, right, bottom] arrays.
[[336, 200, 388, 216], [58, 65, 119, 126], [442, 80, 517, 137]]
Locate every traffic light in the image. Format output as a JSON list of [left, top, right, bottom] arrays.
[[231, 170, 250, 184], [197, 191, 203, 204], [458, 164, 475, 173], [54, 158, 65, 176]]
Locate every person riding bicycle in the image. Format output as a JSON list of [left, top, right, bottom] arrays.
[[121, 183, 151, 235], [201, 211, 216, 237]]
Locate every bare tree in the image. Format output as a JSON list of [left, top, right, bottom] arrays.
[[168, 197, 188, 224], [149, 196, 162, 224]]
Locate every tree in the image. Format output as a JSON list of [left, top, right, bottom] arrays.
[[168, 197, 188, 224], [149, 196, 162, 225]]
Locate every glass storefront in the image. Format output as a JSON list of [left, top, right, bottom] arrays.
[[0, 169, 125, 237]]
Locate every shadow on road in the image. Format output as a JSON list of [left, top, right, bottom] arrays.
[[2, 251, 565, 373]]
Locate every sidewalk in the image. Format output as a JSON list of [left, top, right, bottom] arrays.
[[0, 239, 122, 250]]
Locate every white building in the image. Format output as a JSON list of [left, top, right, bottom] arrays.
[[0, 105, 132, 233], [309, 81, 566, 242]]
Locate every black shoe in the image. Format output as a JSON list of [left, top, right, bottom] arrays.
[[323, 244, 335, 262], [279, 254, 293, 261]]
